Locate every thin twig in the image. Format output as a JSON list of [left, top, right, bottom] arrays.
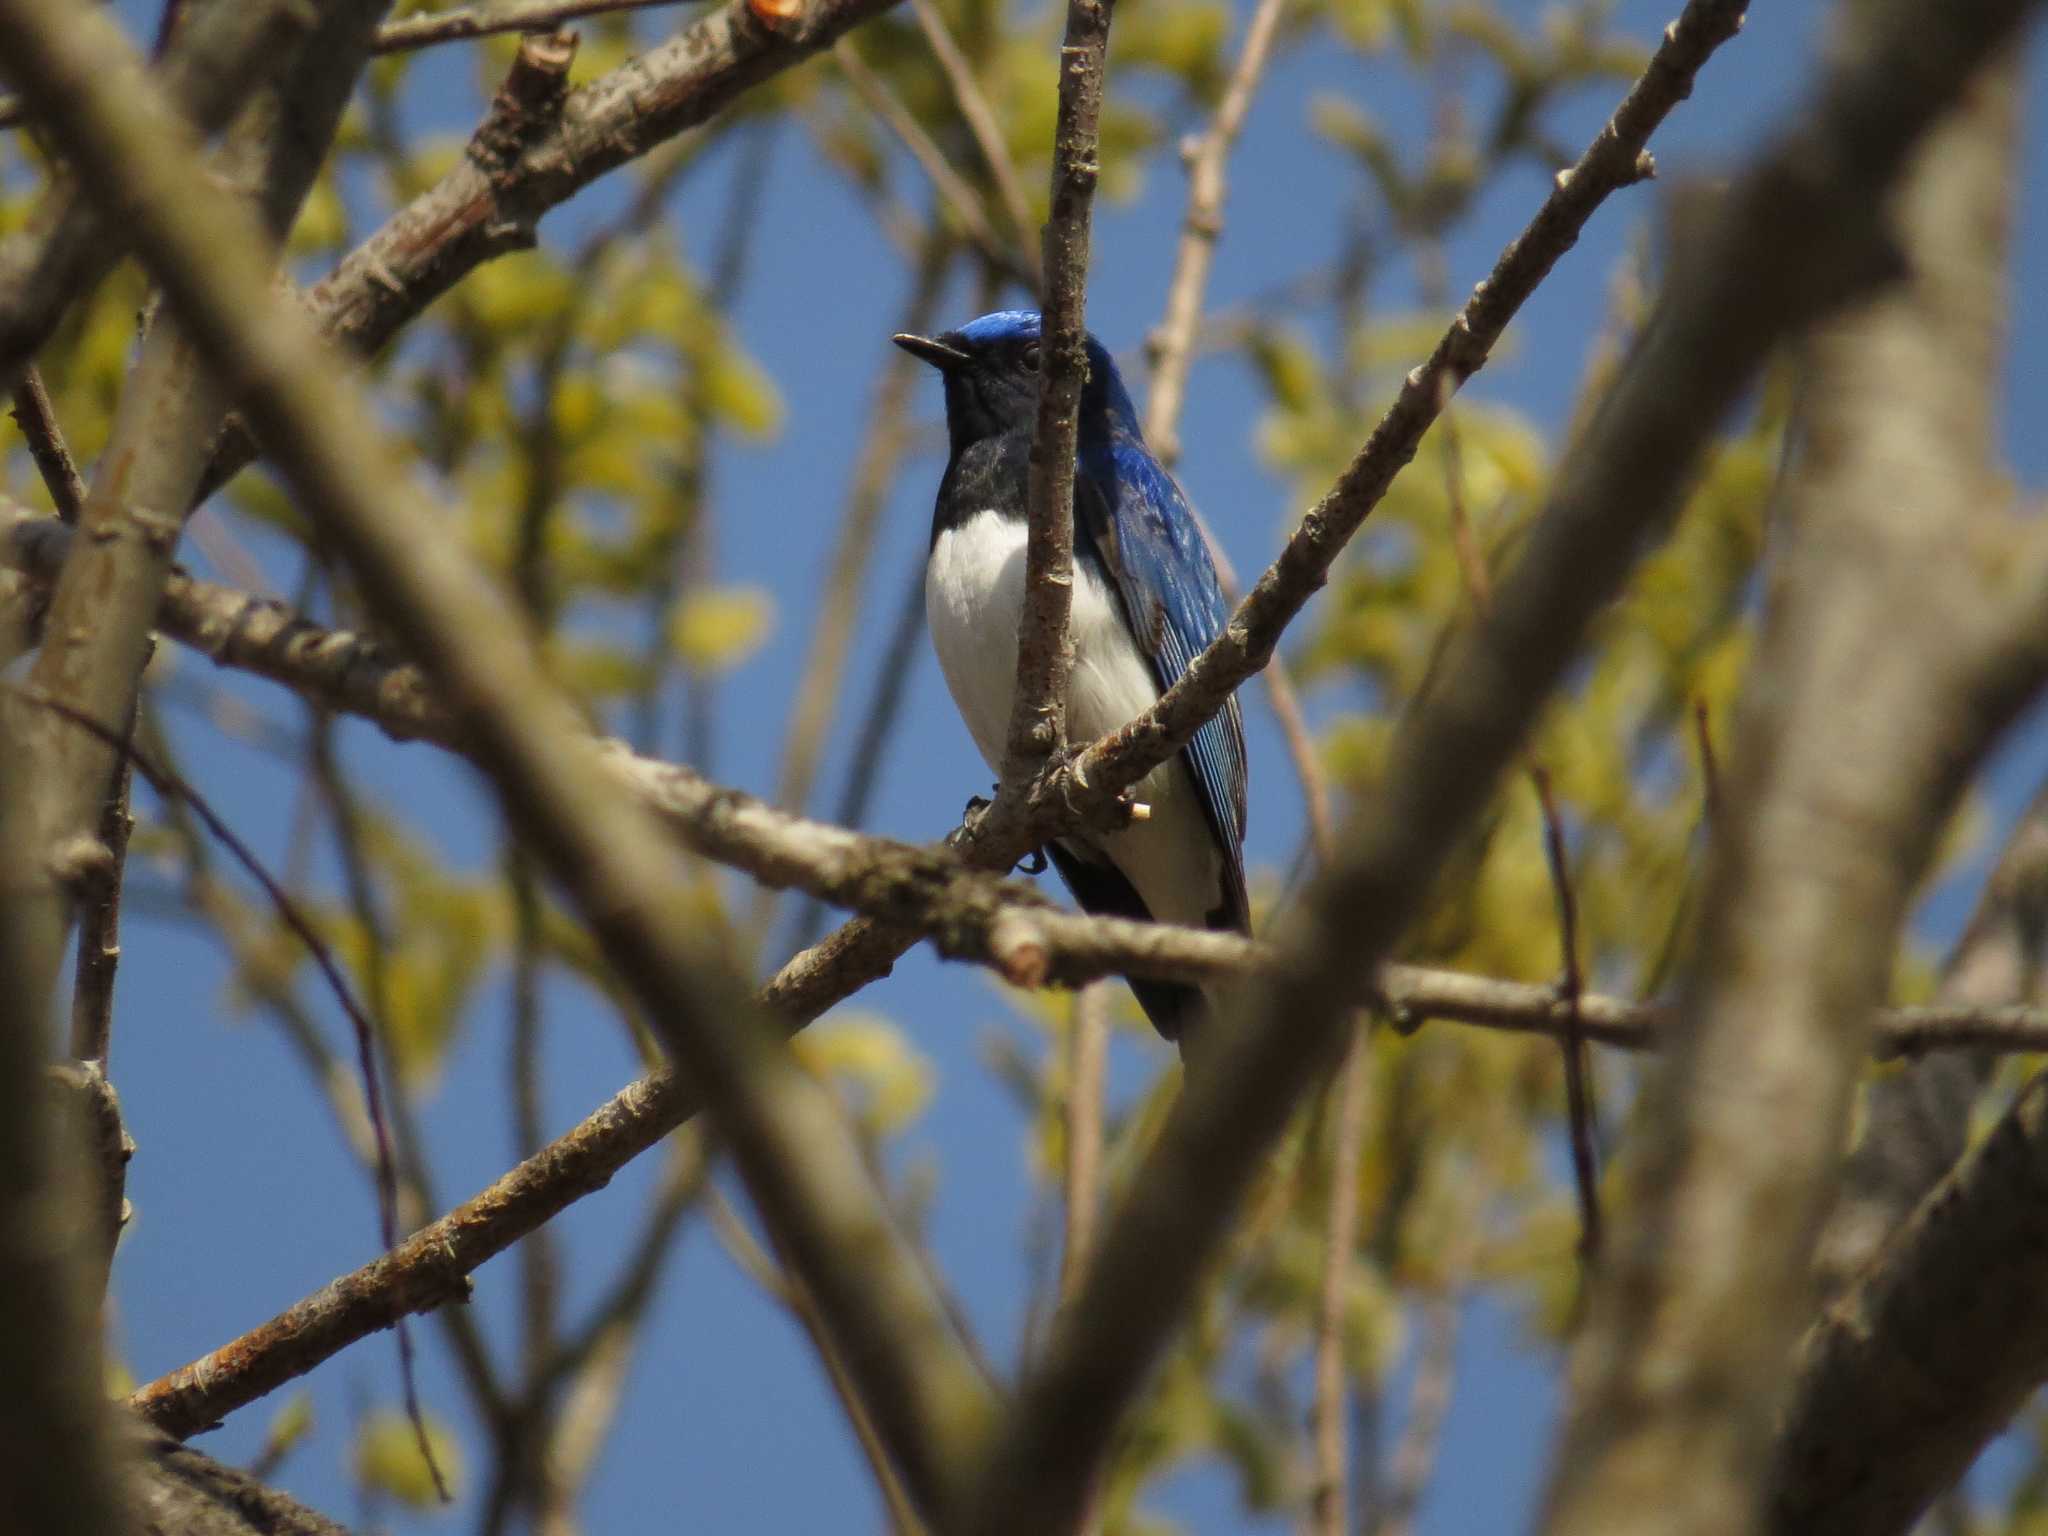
[[908, 0, 1035, 250], [707, 1191, 931, 1534], [834, 40, 1037, 291], [8, 370, 87, 522], [1532, 764, 1601, 1263], [1436, 342, 1599, 1263], [305, 715, 457, 1502], [1141, 0, 1290, 465], [19, 690, 395, 1196], [1693, 694, 1722, 822], [1367, 1288, 1462, 1536], [65, 692, 135, 1066], [372, 0, 688, 51], [507, 851, 560, 1377], [1002, 0, 1117, 779], [15, 682, 446, 1484]]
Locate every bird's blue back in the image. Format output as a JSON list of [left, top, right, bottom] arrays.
[[1075, 408, 1249, 898], [930, 310, 1250, 929]]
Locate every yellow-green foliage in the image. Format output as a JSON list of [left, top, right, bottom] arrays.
[[353, 1411, 464, 1509], [6, 0, 1998, 1528]]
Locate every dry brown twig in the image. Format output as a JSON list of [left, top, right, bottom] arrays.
[[908, 0, 1036, 248], [834, 41, 1038, 291], [8, 370, 86, 522], [1141, 0, 1291, 466]]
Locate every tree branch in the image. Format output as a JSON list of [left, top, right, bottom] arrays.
[[371, 0, 688, 51], [1770, 1070, 2048, 1535], [0, 0, 317, 397], [1002, 0, 1114, 777], [0, 744, 133, 1536], [1058, 982, 1111, 1305], [0, 0, 387, 1067], [195, 0, 910, 501], [1807, 38, 2027, 1299], [9, 368, 86, 521], [14, 510, 2048, 1062], [1540, 11, 2048, 1532], [22, 10, 996, 1521]]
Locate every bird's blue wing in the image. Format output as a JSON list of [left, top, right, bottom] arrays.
[[1075, 432, 1250, 930]]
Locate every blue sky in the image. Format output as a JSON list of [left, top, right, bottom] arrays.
[[62, 0, 2048, 1530]]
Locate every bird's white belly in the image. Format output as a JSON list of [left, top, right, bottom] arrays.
[[926, 510, 1223, 929]]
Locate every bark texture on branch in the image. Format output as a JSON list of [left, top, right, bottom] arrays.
[[1771, 1070, 2048, 1535], [1002, 0, 1115, 775], [129, 1421, 350, 1536], [1806, 42, 2027, 1300], [1542, 14, 2047, 1535], [1762, 41, 2045, 1536]]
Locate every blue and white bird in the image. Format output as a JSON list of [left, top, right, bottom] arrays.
[[894, 309, 1249, 1049]]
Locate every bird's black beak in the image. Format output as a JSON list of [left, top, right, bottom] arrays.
[[892, 332, 971, 371]]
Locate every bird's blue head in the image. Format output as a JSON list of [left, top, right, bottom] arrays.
[[893, 309, 1142, 453]]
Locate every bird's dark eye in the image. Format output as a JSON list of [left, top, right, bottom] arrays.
[[1020, 341, 1042, 370]]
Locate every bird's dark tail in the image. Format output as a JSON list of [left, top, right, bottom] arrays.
[[1043, 842, 1227, 1049]]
